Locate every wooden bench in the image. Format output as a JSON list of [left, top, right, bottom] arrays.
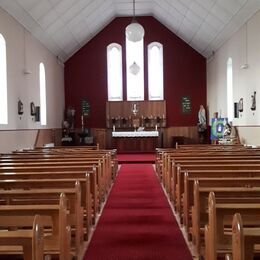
[[0, 214, 44, 260], [0, 158, 109, 202], [230, 213, 260, 260], [3, 148, 118, 182], [175, 163, 260, 213], [0, 148, 117, 257], [0, 174, 92, 239], [205, 192, 260, 260], [183, 174, 260, 234], [0, 193, 71, 259], [161, 153, 260, 196], [0, 184, 84, 258], [0, 164, 101, 221], [8, 148, 117, 196], [191, 183, 260, 256], [155, 146, 260, 258]]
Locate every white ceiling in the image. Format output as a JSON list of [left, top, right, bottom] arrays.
[[1, 0, 260, 62]]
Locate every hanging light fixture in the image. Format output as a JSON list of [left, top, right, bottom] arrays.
[[125, 0, 145, 42], [129, 62, 140, 75]]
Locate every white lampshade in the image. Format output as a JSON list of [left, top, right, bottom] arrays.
[[125, 21, 145, 42]]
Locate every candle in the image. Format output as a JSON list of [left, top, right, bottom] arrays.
[[81, 115, 84, 125], [155, 124, 158, 131], [113, 125, 115, 132]]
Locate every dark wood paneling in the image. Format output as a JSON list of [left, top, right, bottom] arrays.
[[106, 100, 166, 128]]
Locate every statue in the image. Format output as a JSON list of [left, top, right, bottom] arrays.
[[198, 104, 207, 143], [66, 106, 76, 130]]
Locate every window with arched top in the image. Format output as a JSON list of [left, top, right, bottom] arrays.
[[0, 33, 8, 124], [227, 57, 233, 121], [39, 63, 47, 125], [126, 38, 144, 101], [148, 42, 164, 100], [107, 43, 123, 101]]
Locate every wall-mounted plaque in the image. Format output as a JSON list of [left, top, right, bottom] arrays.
[[181, 96, 191, 114], [81, 99, 90, 116]]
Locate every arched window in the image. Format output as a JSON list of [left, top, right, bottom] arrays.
[[39, 63, 46, 125], [126, 38, 144, 101], [0, 33, 8, 124], [148, 42, 164, 100], [227, 58, 233, 121], [107, 43, 123, 101]]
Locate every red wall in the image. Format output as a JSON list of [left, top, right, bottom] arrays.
[[65, 16, 206, 128]]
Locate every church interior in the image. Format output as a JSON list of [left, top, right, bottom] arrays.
[[1, 0, 260, 259]]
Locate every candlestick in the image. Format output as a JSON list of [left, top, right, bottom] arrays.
[[81, 115, 84, 125]]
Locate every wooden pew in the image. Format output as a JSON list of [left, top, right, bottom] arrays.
[[176, 144, 243, 149], [175, 163, 260, 213], [0, 147, 117, 257], [36, 144, 101, 150], [157, 148, 260, 187], [157, 147, 260, 203], [0, 164, 101, 220], [0, 184, 83, 258], [0, 214, 44, 260], [155, 146, 260, 258], [183, 172, 260, 232], [205, 192, 260, 260], [3, 148, 118, 182], [0, 159, 108, 203], [0, 174, 92, 239], [192, 182, 260, 256], [161, 152, 260, 197], [0, 193, 71, 259], [231, 213, 260, 260]]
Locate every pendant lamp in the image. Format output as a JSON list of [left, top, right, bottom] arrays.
[[125, 0, 145, 42]]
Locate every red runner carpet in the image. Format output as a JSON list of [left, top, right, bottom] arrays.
[[117, 153, 156, 164], [84, 164, 193, 260]]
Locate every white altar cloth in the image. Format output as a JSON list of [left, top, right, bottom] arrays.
[[112, 131, 159, 137]]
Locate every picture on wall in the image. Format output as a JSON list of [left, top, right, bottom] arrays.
[[251, 91, 256, 111], [234, 102, 239, 118], [18, 100, 23, 115], [181, 96, 191, 114], [238, 98, 243, 112]]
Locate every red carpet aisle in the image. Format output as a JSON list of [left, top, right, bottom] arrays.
[[84, 164, 193, 260], [117, 153, 156, 164]]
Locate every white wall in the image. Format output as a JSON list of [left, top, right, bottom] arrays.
[[0, 8, 64, 152], [207, 10, 260, 146]]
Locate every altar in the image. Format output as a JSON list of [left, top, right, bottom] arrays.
[[112, 131, 159, 152]]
